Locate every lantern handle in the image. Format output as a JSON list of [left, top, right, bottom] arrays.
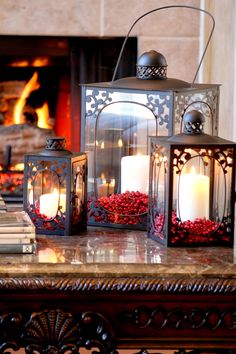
[[111, 5, 215, 86], [180, 100, 214, 135]]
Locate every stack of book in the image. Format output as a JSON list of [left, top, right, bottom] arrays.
[[0, 210, 36, 254]]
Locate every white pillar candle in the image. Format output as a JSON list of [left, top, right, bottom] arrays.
[[178, 167, 210, 221], [39, 189, 66, 219], [121, 155, 150, 194]]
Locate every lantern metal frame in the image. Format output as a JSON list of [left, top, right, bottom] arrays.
[[80, 5, 220, 230], [23, 137, 87, 236], [148, 111, 236, 247], [81, 83, 220, 232]]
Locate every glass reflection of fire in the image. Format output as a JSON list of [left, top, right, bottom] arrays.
[[0, 66, 52, 198]]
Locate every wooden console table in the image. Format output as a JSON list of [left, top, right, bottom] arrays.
[[0, 227, 236, 353]]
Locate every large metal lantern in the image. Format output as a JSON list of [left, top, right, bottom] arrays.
[[23, 137, 87, 236], [80, 5, 219, 230], [148, 110, 236, 247]]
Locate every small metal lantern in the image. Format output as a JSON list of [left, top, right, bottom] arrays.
[[148, 110, 236, 247], [81, 5, 219, 230], [23, 137, 87, 235]]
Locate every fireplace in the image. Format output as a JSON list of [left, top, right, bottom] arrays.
[[0, 35, 137, 201]]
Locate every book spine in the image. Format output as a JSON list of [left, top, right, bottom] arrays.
[[0, 243, 36, 254], [0, 233, 35, 239], [0, 226, 35, 233], [0, 238, 32, 244]]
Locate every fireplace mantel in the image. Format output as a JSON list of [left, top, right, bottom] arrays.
[[0, 227, 235, 352]]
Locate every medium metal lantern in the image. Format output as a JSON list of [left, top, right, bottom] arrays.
[[23, 137, 87, 235], [148, 110, 236, 247]]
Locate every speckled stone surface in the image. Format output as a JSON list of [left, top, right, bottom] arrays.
[[0, 226, 235, 278]]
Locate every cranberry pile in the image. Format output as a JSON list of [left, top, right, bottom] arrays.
[[88, 191, 148, 225], [153, 211, 229, 245]]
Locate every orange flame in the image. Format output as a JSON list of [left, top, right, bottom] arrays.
[[36, 103, 51, 129], [13, 72, 39, 124], [9, 57, 50, 67], [32, 57, 50, 67], [13, 71, 51, 128], [9, 60, 30, 67]]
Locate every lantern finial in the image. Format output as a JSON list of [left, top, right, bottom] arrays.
[[136, 50, 167, 80], [183, 110, 205, 135]]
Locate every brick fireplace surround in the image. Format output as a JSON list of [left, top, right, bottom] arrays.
[[0, 0, 201, 82]]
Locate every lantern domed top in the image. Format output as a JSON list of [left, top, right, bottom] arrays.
[[137, 50, 167, 67], [136, 50, 167, 80]]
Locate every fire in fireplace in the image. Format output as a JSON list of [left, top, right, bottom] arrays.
[[0, 35, 137, 200]]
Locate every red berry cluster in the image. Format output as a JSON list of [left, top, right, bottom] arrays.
[[88, 191, 148, 225], [30, 201, 65, 231], [177, 217, 218, 235], [170, 212, 220, 244], [0, 172, 24, 194], [153, 211, 229, 245]]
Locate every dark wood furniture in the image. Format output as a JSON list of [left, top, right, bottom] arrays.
[[0, 227, 235, 353]]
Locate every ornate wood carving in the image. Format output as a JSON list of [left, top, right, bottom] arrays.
[[0, 309, 117, 354], [121, 305, 236, 331], [0, 312, 23, 353], [23, 310, 81, 353], [133, 349, 234, 354], [0, 276, 236, 294]]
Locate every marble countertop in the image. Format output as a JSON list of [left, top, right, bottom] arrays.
[[0, 226, 235, 279]]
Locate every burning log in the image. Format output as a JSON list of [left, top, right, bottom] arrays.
[[0, 73, 56, 200], [0, 81, 26, 98], [0, 123, 54, 167]]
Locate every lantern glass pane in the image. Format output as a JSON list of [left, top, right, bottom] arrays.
[[84, 88, 171, 198], [34, 169, 61, 220], [212, 158, 225, 223], [177, 154, 211, 223], [84, 89, 170, 150], [94, 101, 155, 197], [24, 158, 69, 234], [86, 92, 163, 227], [170, 147, 232, 245], [150, 146, 167, 241], [74, 163, 85, 222], [213, 147, 234, 231]]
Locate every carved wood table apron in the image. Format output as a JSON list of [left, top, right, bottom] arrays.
[[0, 227, 235, 354]]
